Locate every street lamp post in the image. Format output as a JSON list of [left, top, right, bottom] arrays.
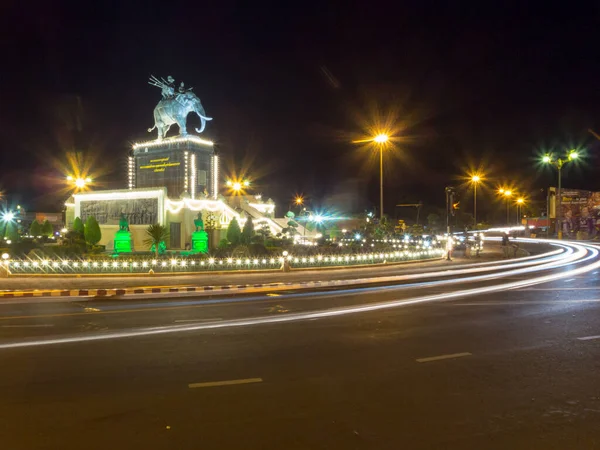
[[542, 150, 579, 239], [470, 175, 481, 227], [373, 134, 389, 220], [516, 198, 524, 225], [498, 188, 513, 226]]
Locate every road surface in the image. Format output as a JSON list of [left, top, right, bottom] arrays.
[[1, 239, 599, 449]]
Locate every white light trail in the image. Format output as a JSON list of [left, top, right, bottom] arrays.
[[0, 241, 598, 350]]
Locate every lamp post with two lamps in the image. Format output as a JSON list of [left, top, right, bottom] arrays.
[[542, 150, 579, 239]]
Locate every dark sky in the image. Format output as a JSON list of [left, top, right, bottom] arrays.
[[1, 1, 599, 220]]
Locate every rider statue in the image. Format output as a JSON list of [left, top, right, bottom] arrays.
[[160, 75, 175, 99], [119, 213, 130, 232], [194, 212, 205, 232], [147, 74, 212, 139]]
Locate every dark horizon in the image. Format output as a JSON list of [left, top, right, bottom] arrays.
[[1, 2, 599, 221]]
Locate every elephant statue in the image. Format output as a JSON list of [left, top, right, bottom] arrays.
[[148, 91, 212, 140]]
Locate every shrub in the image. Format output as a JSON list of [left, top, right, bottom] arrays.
[[41, 220, 54, 237], [241, 217, 255, 244], [29, 220, 42, 237], [218, 238, 229, 250], [84, 216, 102, 246], [73, 217, 85, 236], [226, 217, 242, 245]]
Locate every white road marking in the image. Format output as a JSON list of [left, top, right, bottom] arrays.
[[577, 335, 600, 341], [0, 241, 597, 350], [174, 318, 222, 323], [519, 287, 600, 291], [453, 300, 600, 306], [189, 378, 263, 388], [0, 324, 54, 328], [416, 352, 472, 363]]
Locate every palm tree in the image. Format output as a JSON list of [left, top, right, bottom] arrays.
[[144, 224, 169, 257]]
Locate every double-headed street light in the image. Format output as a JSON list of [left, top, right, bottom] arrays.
[[226, 179, 250, 194], [542, 150, 579, 239]]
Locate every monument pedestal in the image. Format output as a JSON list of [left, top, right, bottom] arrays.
[[191, 231, 209, 254], [114, 230, 133, 253]]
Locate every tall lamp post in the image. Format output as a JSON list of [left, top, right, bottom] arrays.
[[470, 175, 481, 228], [542, 150, 579, 239], [516, 198, 525, 225], [498, 188, 513, 225], [373, 134, 389, 219]]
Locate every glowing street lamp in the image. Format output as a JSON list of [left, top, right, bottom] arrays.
[[542, 149, 582, 238], [226, 179, 250, 194], [373, 133, 390, 220], [516, 197, 525, 225], [373, 134, 389, 144], [67, 175, 92, 191], [469, 174, 483, 227], [497, 188, 514, 225], [1, 211, 15, 223]]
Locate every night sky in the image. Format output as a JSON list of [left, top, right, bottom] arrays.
[[1, 2, 599, 221]]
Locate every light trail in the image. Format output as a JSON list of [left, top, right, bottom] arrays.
[[0, 241, 597, 350]]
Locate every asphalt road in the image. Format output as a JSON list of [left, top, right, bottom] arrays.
[[1, 240, 599, 449]]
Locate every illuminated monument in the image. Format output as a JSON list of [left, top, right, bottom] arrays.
[[64, 75, 300, 252]]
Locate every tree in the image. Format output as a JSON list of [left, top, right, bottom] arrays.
[[144, 224, 169, 257], [84, 216, 102, 246], [427, 213, 441, 233], [226, 217, 242, 245], [73, 217, 84, 236], [256, 222, 271, 241], [241, 217, 255, 244], [29, 220, 42, 237], [41, 220, 53, 237], [4, 222, 19, 242]]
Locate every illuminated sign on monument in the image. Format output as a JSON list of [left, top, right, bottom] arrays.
[[139, 156, 181, 172], [132, 138, 216, 198]]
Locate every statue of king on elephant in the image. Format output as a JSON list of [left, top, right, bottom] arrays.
[[147, 75, 212, 140]]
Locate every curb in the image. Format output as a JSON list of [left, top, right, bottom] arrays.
[[0, 278, 369, 299]]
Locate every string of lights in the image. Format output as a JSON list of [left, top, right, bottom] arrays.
[[2, 249, 443, 274]]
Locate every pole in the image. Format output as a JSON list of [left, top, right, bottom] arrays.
[[473, 183, 477, 228], [445, 187, 452, 261], [546, 190, 550, 238], [379, 147, 383, 220], [506, 199, 509, 226], [557, 165, 562, 239]]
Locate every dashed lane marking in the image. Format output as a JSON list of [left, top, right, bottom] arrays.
[[188, 378, 263, 388], [577, 335, 600, 341], [416, 352, 472, 363]]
